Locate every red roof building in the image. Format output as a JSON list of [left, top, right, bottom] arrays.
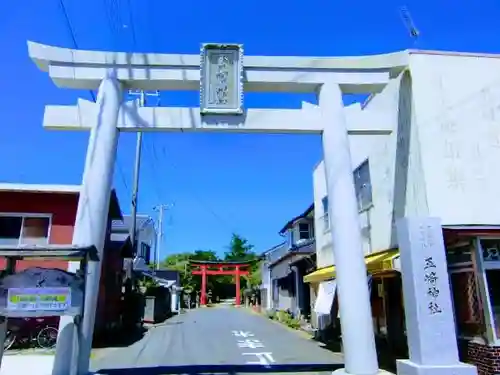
[[0, 183, 126, 334]]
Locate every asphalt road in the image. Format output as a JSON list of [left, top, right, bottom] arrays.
[[91, 307, 343, 373]]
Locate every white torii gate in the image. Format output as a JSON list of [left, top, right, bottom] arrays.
[[27, 41, 408, 375]]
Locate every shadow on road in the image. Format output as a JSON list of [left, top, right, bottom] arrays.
[[314, 336, 399, 373], [93, 325, 148, 349]]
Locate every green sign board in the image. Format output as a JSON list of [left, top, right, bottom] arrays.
[[7, 287, 71, 312]]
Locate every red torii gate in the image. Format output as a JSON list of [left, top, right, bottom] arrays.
[[190, 260, 251, 306]]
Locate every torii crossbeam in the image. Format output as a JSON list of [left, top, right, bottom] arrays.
[[190, 261, 251, 306], [27, 40, 407, 375]]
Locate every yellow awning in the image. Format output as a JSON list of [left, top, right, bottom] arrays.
[[303, 265, 335, 284], [303, 249, 399, 283]]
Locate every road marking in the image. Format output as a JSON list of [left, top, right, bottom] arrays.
[[237, 339, 265, 349], [242, 352, 276, 365], [232, 330, 254, 338], [232, 330, 275, 365]]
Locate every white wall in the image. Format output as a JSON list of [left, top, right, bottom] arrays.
[[410, 52, 500, 225], [313, 51, 500, 269], [313, 75, 401, 267], [313, 161, 331, 268]]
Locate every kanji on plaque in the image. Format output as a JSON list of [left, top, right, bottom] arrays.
[[428, 301, 443, 315], [424, 257, 437, 270], [424, 271, 438, 285], [423, 256, 442, 315], [427, 287, 440, 298]]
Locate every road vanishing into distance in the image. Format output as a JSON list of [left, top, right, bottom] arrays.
[[91, 306, 343, 374]]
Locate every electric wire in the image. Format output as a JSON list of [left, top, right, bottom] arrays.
[[106, 0, 246, 240], [60, 0, 130, 193]]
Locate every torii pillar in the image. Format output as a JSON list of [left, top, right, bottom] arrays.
[[27, 40, 406, 375], [191, 261, 250, 306], [52, 73, 122, 375]]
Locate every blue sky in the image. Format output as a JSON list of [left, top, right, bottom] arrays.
[[1, 0, 500, 259]]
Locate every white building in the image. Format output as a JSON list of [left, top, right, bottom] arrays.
[[306, 50, 500, 374]]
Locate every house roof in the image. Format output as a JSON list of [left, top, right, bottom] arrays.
[[111, 214, 154, 234], [259, 241, 287, 258], [154, 269, 180, 283], [268, 240, 316, 280], [0, 183, 81, 194], [265, 242, 289, 265], [279, 203, 314, 235], [0, 183, 122, 220], [269, 239, 316, 268]]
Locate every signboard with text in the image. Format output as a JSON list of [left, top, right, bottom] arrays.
[[200, 43, 244, 115], [0, 267, 83, 317], [396, 217, 459, 366], [7, 287, 71, 312]]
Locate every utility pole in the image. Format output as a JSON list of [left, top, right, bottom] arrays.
[[153, 204, 172, 270], [128, 90, 160, 254]]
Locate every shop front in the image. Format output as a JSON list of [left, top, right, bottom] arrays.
[[440, 227, 500, 375], [304, 227, 500, 374], [303, 249, 402, 356]]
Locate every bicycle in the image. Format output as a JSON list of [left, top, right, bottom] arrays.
[[36, 325, 58, 349], [4, 329, 16, 350], [3, 317, 59, 350]]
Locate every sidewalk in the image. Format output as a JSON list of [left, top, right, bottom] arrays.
[[1, 354, 54, 375], [0, 348, 110, 375]]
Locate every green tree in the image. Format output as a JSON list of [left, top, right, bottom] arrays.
[[246, 263, 262, 289], [192, 250, 218, 262], [159, 235, 263, 303], [224, 233, 255, 261], [160, 250, 219, 292], [224, 234, 262, 291]]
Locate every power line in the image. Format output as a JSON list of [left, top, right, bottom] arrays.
[[105, 0, 245, 242], [60, 0, 129, 193], [103, 0, 119, 47], [59, 0, 97, 102], [126, 0, 138, 48], [158, 143, 240, 236]]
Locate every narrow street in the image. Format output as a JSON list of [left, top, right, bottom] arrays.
[[91, 307, 343, 372]]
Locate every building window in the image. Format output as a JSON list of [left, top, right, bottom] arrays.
[[321, 196, 330, 232], [478, 238, 500, 342], [353, 160, 373, 211], [486, 269, 500, 339], [449, 271, 483, 337], [446, 242, 484, 338], [287, 230, 294, 248], [0, 214, 51, 246], [141, 243, 151, 264], [298, 223, 311, 240]]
